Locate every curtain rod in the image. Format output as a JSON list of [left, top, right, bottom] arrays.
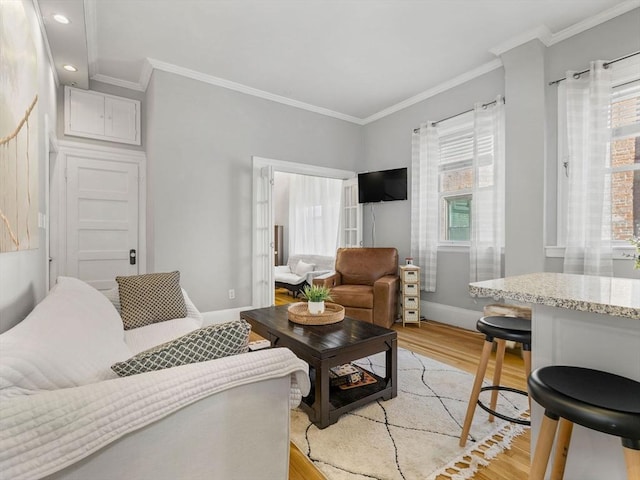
[[548, 51, 640, 86], [413, 97, 505, 133]]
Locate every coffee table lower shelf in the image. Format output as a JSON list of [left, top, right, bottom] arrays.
[[300, 367, 393, 428], [240, 305, 397, 430]]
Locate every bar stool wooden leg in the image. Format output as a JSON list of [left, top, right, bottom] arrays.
[[459, 339, 494, 447], [489, 339, 506, 422], [550, 418, 573, 480], [623, 446, 640, 480], [531, 412, 560, 480], [523, 349, 531, 378]]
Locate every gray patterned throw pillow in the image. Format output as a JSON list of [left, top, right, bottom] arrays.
[[111, 319, 251, 376], [116, 271, 187, 330]]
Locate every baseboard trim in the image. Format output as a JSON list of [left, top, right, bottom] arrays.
[[202, 306, 254, 326], [421, 301, 481, 331]]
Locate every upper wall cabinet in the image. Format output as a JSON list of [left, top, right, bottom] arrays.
[[64, 86, 141, 145]]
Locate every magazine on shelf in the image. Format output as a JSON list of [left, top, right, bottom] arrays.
[[337, 367, 377, 390], [329, 363, 363, 386]]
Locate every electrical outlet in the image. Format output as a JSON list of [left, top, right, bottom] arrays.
[[228, 289, 235, 300]]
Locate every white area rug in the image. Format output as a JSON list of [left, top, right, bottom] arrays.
[[290, 348, 528, 480]]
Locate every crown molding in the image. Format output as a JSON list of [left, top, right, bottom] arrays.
[[362, 58, 504, 125], [32, 0, 60, 88], [87, 0, 640, 125], [90, 73, 146, 91], [546, 0, 640, 46], [146, 58, 364, 125], [139, 58, 154, 90], [489, 25, 552, 56], [490, 0, 640, 56]]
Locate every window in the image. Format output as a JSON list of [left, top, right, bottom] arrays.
[[557, 56, 640, 247], [437, 113, 474, 243], [446, 195, 472, 241], [436, 111, 497, 243], [610, 83, 640, 240], [411, 96, 504, 289]]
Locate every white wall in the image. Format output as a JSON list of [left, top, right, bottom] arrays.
[[0, 0, 58, 332], [145, 70, 363, 312], [502, 40, 547, 277]]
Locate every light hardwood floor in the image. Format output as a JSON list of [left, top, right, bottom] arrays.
[[274, 290, 530, 480]]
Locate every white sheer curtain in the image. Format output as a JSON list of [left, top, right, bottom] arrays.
[[470, 96, 505, 282], [563, 61, 613, 276], [411, 124, 439, 291], [288, 174, 343, 257], [412, 98, 504, 289]]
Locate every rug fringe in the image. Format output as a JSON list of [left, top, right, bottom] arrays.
[[426, 421, 528, 480]]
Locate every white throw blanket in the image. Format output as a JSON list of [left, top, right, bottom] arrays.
[[0, 348, 309, 480]]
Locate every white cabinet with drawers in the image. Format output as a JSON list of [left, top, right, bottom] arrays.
[[64, 86, 141, 145], [399, 265, 421, 327]]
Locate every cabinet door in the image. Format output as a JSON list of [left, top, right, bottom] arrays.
[[105, 97, 139, 144], [64, 86, 141, 145], [66, 88, 105, 137]]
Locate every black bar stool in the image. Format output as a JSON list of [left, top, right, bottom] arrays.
[[529, 366, 640, 480], [459, 315, 531, 447]]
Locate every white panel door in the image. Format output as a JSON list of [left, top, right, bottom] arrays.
[[341, 177, 362, 247], [66, 156, 139, 290]]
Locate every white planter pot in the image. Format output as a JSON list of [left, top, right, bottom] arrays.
[[307, 301, 325, 315]]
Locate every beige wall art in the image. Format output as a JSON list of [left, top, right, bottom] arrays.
[[0, 0, 39, 252]]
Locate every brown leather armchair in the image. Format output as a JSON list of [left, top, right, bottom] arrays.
[[313, 247, 399, 328]]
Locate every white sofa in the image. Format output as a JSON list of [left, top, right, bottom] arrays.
[[0, 276, 309, 480], [274, 254, 335, 297]]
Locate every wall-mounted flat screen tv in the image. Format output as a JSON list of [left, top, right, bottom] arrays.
[[358, 167, 408, 204]]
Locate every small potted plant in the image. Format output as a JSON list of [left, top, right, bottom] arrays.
[[302, 284, 333, 315]]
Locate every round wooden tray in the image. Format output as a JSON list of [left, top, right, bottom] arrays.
[[287, 302, 345, 325]]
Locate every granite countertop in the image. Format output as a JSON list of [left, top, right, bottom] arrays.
[[469, 272, 640, 320]]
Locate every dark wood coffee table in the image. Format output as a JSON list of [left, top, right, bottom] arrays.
[[241, 305, 397, 429]]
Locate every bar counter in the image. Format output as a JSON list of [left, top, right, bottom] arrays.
[[470, 272, 640, 480]]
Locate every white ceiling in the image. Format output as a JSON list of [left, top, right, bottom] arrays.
[[38, 0, 639, 123]]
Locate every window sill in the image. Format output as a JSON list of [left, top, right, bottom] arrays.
[[437, 244, 509, 254], [546, 246, 636, 260], [438, 243, 470, 253]]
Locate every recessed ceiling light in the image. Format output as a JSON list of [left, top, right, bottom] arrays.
[[63, 64, 78, 72], [53, 14, 70, 24]]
